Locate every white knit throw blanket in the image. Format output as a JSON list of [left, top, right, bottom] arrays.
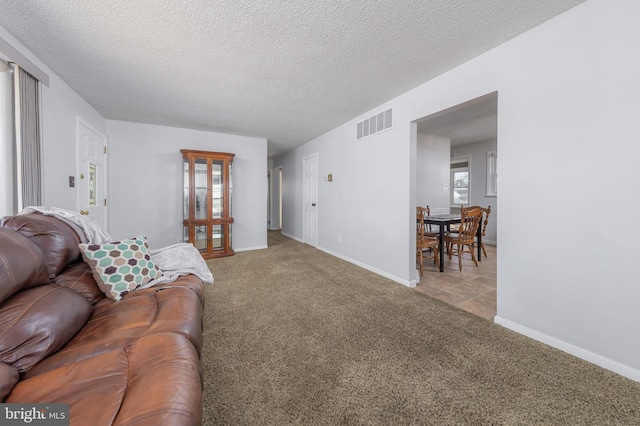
[[146, 243, 214, 286], [19, 206, 112, 243]]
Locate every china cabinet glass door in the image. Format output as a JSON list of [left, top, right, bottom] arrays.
[[181, 150, 235, 258]]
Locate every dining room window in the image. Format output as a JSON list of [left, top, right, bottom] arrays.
[[450, 157, 469, 206], [486, 150, 497, 196]]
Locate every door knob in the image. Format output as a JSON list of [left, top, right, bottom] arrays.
[[80, 210, 89, 215]]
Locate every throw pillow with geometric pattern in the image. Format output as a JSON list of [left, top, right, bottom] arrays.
[[79, 236, 163, 301]]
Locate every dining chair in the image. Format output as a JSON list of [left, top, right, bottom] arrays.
[[417, 206, 438, 237], [443, 205, 483, 271], [447, 205, 491, 257], [478, 205, 491, 257], [416, 207, 439, 276]]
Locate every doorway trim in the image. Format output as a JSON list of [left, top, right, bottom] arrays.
[[411, 91, 498, 317], [302, 153, 318, 247], [76, 117, 108, 230], [267, 166, 283, 230]]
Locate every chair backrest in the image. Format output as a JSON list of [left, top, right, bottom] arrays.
[[481, 205, 491, 237], [418, 205, 431, 231], [454, 206, 483, 243], [463, 205, 490, 237], [416, 207, 428, 239]]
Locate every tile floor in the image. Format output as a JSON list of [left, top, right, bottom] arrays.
[[415, 244, 496, 320]]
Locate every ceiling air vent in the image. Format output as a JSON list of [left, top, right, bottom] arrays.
[[357, 108, 393, 140]]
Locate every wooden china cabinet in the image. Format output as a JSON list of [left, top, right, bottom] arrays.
[[181, 149, 235, 259]]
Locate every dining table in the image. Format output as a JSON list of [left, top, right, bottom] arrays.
[[422, 214, 482, 272]]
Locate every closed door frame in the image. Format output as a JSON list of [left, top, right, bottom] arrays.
[[76, 117, 108, 230], [302, 153, 318, 247]]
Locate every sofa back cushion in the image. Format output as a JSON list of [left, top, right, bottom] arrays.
[[1, 213, 81, 278], [52, 262, 105, 305], [0, 284, 92, 373], [0, 228, 50, 304]]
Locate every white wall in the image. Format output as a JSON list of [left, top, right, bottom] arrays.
[[416, 133, 450, 214], [274, 0, 640, 381], [273, 107, 414, 285], [492, 0, 639, 380], [106, 120, 268, 252], [451, 138, 497, 244], [0, 26, 107, 212]]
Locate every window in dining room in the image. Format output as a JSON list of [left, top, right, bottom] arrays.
[[486, 150, 497, 196], [450, 157, 469, 206]]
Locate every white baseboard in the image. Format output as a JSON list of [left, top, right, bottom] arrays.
[[494, 316, 640, 383], [278, 233, 417, 287], [280, 231, 303, 243], [234, 245, 268, 252], [317, 245, 414, 288]]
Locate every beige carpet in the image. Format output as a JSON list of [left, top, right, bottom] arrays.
[[202, 231, 640, 425]]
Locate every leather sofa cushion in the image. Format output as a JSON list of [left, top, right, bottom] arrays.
[[6, 333, 203, 425], [0, 284, 92, 373], [0, 228, 49, 304], [1, 213, 81, 278], [0, 362, 19, 401], [154, 274, 205, 308], [52, 262, 105, 304], [24, 285, 203, 378]]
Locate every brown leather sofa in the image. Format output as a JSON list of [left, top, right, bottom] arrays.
[[0, 213, 205, 425]]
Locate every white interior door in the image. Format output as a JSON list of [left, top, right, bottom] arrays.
[[77, 119, 107, 230], [269, 167, 282, 230], [275, 168, 282, 230], [303, 154, 318, 246]]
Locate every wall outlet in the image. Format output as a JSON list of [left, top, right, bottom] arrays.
[[337, 234, 342, 243]]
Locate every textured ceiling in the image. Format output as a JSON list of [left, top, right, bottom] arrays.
[[0, 0, 586, 157]]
